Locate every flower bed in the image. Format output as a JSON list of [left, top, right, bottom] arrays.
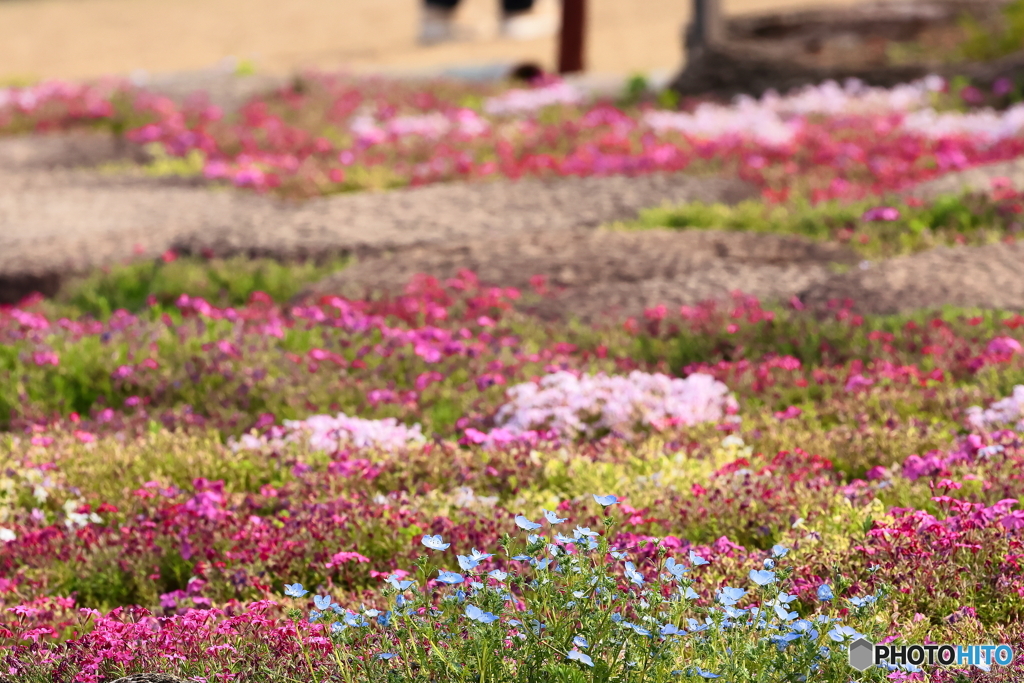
[[6, 73, 1024, 203], [1, 270, 1023, 680], [4, 69, 1024, 682]]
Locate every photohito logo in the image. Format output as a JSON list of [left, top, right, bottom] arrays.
[[848, 638, 1015, 672]]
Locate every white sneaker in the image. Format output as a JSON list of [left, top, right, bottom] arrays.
[[419, 6, 459, 45], [501, 0, 561, 41]]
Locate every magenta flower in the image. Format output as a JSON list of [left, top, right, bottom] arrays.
[[861, 206, 900, 222]]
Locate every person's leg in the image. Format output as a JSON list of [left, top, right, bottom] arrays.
[[501, 0, 534, 12], [420, 0, 462, 44], [501, 0, 558, 40]]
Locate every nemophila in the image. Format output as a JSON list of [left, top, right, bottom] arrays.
[[257, 502, 896, 682]]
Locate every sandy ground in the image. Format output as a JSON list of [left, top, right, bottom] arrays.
[[0, 0, 866, 83]]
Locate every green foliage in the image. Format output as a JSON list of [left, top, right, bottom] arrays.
[[958, 0, 1024, 61], [624, 193, 1022, 259], [55, 254, 350, 317]]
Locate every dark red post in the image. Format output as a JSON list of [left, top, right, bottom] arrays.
[[558, 0, 586, 74]]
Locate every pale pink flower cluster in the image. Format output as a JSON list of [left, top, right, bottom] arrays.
[[642, 75, 1024, 145], [483, 82, 584, 115], [902, 104, 1024, 143], [0, 79, 119, 114], [644, 102, 798, 146], [234, 413, 425, 453], [494, 370, 738, 439], [756, 76, 943, 116], [966, 385, 1024, 431], [350, 108, 489, 144]]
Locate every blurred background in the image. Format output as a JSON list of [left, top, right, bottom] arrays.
[[0, 0, 866, 84]]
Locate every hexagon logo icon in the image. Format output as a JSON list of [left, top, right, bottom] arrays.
[[849, 637, 875, 671]]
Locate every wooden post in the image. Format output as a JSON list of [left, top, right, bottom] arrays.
[[558, 0, 586, 74], [689, 0, 723, 51]]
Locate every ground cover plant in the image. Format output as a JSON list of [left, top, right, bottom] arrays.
[[623, 186, 1024, 259], [2, 265, 1024, 680], [4, 71, 1024, 681], [5, 71, 1024, 203]]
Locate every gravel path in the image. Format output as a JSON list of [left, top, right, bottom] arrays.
[[4, 130, 1024, 318], [0, 132, 755, 303], [301, 228, 862, 321], [300, 227, 1024, 320], [906, 157, 1024, 201]]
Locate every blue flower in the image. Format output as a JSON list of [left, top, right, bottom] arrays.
[[772, 544, 790, 558], [665, 557, 688, 579], [421, 534, 450, 551], [681, 586, 699, 600], [386, 574, 416, 591], [313, 594, 335, 610], [567, 649, 594, 667], [488, 569, 508, 582], [543, 509, 567, 524], [437, 570, 464, 585], [774, 603, 798, 621], [816, 584, 833, 601], [468, 548, 492, 562], [593, 494, 619, 507], [749, 569, 776, 586], [511, 554, 533, 562], [574, 526, 599, 538], [660, 623, 682, 636], [465, 604, 499, 624], [331, 621, 346, 633], [555, 532, 577, 544], [624, 622, 651, 636], [624, 561, 645, 586], [343, 611, 366, 628], [515, 515, 542, 531], [689, 550, 709, 566], [283, 583, 308, 598], [763, 558, 775, 569], [573, 634, 589, 649], [378, 611, 392, 627], [457, 555, 480, 572], [828, 625, 863, 642], [377, 653, 398, 660], [717, 586, 746, 605], [687, 618, 709, 633], [694, 667, 720, 679], [848, 594, 877, 608], [308, 609, 322, 623]]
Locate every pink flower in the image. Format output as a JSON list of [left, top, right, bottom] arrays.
[[325, 551, 371, 568], [862, 206, 900, 222], [73, 430, 96, 444], [986, 336, 1022, 355], [865, 465, 887, 481], [31, 351, 59, 367], [774, 406, 802, 420], [845, 374, 874, 392]]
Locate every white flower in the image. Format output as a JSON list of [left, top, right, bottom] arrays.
[[0, 527, 16, 542]]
